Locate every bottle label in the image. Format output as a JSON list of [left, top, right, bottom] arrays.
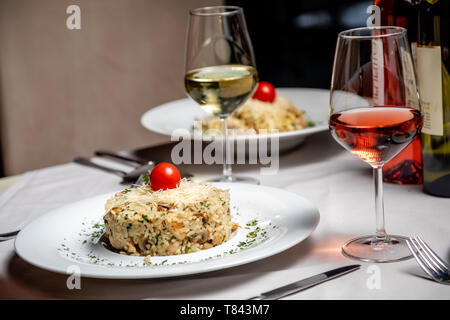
[[411, 42, 417, 67], [416, 46, 443, 136], [400, 45, 419, 110], [372, 38, 384, 105]]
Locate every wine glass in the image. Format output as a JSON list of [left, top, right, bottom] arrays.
[[184, 6, 258, 183], [329, 27, 422, 262]]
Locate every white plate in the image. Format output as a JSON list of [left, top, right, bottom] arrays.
[[15, 183, 319, 279], [141, 88, 330, 152]]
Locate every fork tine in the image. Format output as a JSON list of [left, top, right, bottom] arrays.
[[407, 238, 440, 281], [416, 236, 449, 272], [411, 238, 443, 274], [413, 237, 447, 274]]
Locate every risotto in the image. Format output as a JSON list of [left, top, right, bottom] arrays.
[[199, 93, 310, 134], [103, 179, 235, 256]]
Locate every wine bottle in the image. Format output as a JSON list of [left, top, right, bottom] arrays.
[[374, 0, 423, 184], [417, 0, 450, 197]]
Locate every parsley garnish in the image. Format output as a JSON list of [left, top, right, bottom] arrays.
[[199, 201, 209, 208], [143, 172, 150, 184], [247, 231, 257, 238]]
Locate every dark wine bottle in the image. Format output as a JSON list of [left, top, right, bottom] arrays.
[[417, 0, 450, 197], [374, 0, 423, 184]]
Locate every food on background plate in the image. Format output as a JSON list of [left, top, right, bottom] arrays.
[[198, 81, 313, 135], [252, 81, 276, 103], [103, 163, 236, 257]]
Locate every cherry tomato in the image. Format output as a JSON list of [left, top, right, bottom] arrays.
[[150, 163, 181, 191], [252, 81, 276, 103]]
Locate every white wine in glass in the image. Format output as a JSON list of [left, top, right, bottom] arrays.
[[184, 6, 258, 183], [185, 65, 258, 117]]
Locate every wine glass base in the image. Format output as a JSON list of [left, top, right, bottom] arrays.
[[207, 175, 260, 184], [342, 235, 413, 263]]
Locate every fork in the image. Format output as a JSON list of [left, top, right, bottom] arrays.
[[406, 236, 450, 284]]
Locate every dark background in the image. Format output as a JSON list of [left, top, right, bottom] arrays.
[[227, 0, 373, 88]]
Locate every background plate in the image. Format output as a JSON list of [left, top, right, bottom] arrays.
[[141, 88, 330, 152]]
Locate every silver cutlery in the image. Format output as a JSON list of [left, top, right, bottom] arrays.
[[93, 151, 194, 179], [406, 236, 450, 284], [94, 150, 146, 166], [74, 157, 154, 184], [248, 264, 361, 300], [0, 230, 20, 242]]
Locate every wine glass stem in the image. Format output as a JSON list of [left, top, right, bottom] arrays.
[[221, 117, 232, 181], [374, 166, 388, 241]]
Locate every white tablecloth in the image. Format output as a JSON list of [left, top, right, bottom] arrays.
[[0, 132, 449, 299]]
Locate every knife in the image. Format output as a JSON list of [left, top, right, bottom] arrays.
[[74, 157, 155, 184], [94, 150, 146, 166], [248, 264, 361, 300], [94, 150, 194, 179]]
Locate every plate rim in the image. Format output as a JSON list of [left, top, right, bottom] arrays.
[[14, 183, 320, 279]]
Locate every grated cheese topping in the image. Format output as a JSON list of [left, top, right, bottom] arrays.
[[200, 93, 309, 134], [105, 179, 227, 220]]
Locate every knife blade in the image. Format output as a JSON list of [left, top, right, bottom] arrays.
[[73, 157, 155, 184], [248, 264, 361, 300], [94, 150, 194, 179], [94, 150, 147, 166]]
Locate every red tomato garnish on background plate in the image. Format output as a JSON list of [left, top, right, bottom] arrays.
[[150, 163, 181, 191], [252, 81, 276, 103]]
